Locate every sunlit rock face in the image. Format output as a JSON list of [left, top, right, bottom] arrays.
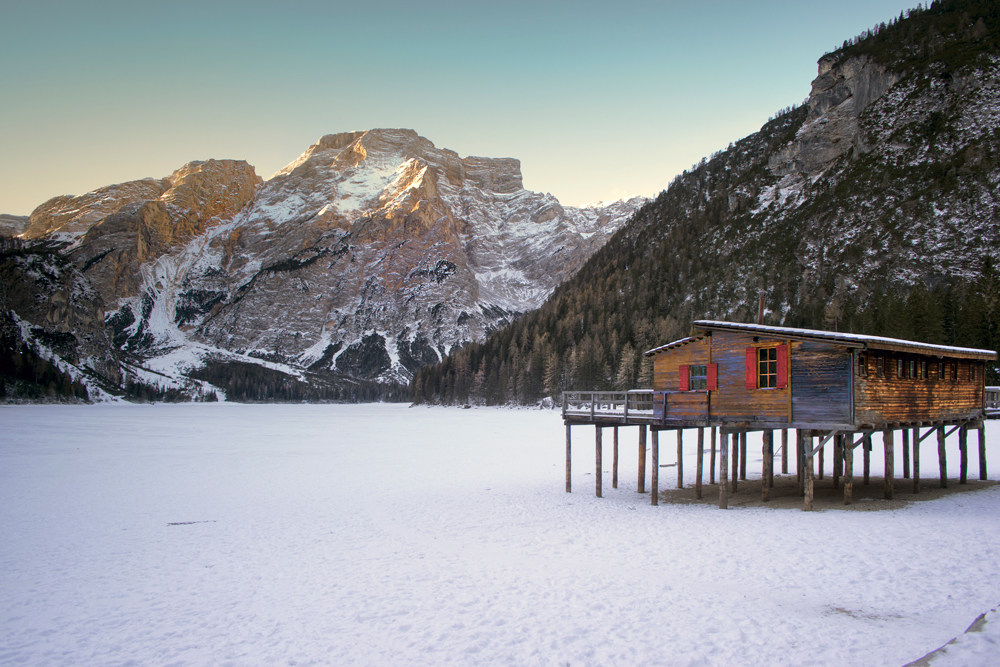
[[21, 130, 644, 385]]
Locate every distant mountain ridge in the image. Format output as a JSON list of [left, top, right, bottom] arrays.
[[413, 0, 1000, 406], [1, 130, 644, 401]]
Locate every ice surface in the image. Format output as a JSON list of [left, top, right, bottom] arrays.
[[1, 404, 999, 666]]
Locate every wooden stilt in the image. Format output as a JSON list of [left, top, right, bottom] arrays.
[[781, 428, 788, 475], [595, 426, 603, 498], [719, 429, 729, 509], [797, 430, 805, 497], [696, 428, 704, 499], [638, 425, 647, 493], [762, 430, 772, 502], [709, 426, 717, 485], [832, 435, 840, 490], [739, 431, 747, 481], [767, 430, 775, 488], [913, 427, 921, 494], [960, 425, 968, 485], [676, 429, 684, 489], [612, 426, 619, 489], [804, 436, 815, 511], [565, 424, 572, 493], [863, 434, 871, 485], [731, 432, 739, 493], [980, 424, 987, 481], [817, 442, 824, 480], [884, 429, 894, 501], [938, 425, 948, 489], [844, 435, 854, 505], [651, 429, 659, 506], [902, 428, 910, 479]]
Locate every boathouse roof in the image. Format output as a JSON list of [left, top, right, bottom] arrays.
[[644, 321, 997, 360]]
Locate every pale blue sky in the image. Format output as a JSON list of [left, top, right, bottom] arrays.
[[1, 0, 914, 215]]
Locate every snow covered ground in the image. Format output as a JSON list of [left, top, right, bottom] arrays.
[[1, 403, 999, 666]]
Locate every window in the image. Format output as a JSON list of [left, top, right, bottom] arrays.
[[858, 354, 868, 376], [759, 347, 778, 388], [897, 358, 904, 379], [877, 357, 885, 378], [938, 362, 945, 379], [952, 362, 958, 381], [910, 359, 917, 379], [921, 361, 928, 379], [689, 365, 707, 390]]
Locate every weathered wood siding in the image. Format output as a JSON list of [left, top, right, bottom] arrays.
[[790, 341, 852, 425], [708, 332, 789, 422], [652, 337, 709, 391], [855, 355, 985, 424], [665, 391, 709, 420]]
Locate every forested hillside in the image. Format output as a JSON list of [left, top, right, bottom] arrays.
[[413, 0, 1000, 405]]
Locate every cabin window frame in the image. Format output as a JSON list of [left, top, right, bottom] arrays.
[[758, 346, 778, 389], [938, 361, 945, 379], [689, 365, 708, 391], [921, 360, 928, 379], [909, 359, 917, 379], [877, 357, 885, 378], [952, 362, 959, 382], [858, 354, 868, 377], [896, 358, 905, 379]]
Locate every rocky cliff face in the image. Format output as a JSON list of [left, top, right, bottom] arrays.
[[4, 130, 644, 399]]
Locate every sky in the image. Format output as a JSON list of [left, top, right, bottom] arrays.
[[0, 0, 917, 215]]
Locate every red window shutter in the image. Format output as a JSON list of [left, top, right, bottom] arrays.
[[707, 363, 718, 391], [776, 345, 788, 389], [678, 365, 689, 391], [745, 348, 756, 389]]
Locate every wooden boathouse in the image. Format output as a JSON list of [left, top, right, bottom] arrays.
[[562, 320, 997, 510]]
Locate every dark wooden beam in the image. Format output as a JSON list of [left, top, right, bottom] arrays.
[[612, 426, 619, 489], [902, 428, 911, 479], [731, 431, 739, 493], [596, 426, 603, 498], [913, 427, 921, 494], [960, 425, 968, 485], [938, 425, 948, 489], [651, 429, 659, 506], [781, 429, 789, 475], [980, 424, 988, 481], [884, 429, 894, 501], [762, 430, 772, 502], [844, 436, 854, 505], [739, 431, 747, 481], [676, 429, 684, 489], [696, 428, 704, 499], [863, 434, 871, 486], [719, 429, 729, 509], [566, 425, 572, 493], [804, 434, 815, 511], [638, 425, 646, 494], [709, 426, 717, 486]]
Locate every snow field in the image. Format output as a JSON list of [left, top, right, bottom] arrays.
[[1, 404, 999, 666]]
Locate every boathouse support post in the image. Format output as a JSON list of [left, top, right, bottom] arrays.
[[797, 430, 805, 497], [980, 424, 987, 481], [739, 431, 747, 481], [651, 429, 659, 506], [884, 429, 894, 501], [832, 435, 841, 490], [565, 425, 571, 493], [913, 427, 921, 493], [595, 426, 602, 498], [804, 435, 815, 511], [781, 428, 788, 475], [677, 429, 684, 489], [938, 425, 948, 489], [731, 432, 739, 493], [817, 440, 824, 480], [844, 435, 854, 505], [902, 429, 911, 479], [612, 427, 619, 489], [762, 430, 772, 502], [696, 428, 704, 499], [719, 429, 729, 509], [709, 426, 717, 485], [863, 434, 871, 485], [638, 425, 647, 493], [960, 424, 968, 485]]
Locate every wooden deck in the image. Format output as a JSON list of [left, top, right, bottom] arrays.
[[561, 390, 711, 427]]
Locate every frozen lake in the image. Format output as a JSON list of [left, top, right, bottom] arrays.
[[2, 403, 999, 666]]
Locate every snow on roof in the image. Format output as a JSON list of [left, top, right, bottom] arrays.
[[644, 335, 704, 356], [675, 320, 998, 360]]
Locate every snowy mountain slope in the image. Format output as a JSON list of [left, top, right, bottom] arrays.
[[3, 130, 644, 399]]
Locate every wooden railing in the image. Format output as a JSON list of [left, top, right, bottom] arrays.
[[562, 390, 657, 422]]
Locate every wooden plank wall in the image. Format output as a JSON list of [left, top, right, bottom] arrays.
[[652, 338, 709, 391], [790, 341, 853, 425], [855, 355, 985, 424], [709, 332, 789, 422]]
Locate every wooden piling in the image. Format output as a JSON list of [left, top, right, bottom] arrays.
[[883, 429, 894, 500], [767, 430, 775, 488], [709, 426, 717, 485], [651, 429, 659, 506], [739, 431, 747, 481], [817, 441, 824, 480], [719, 429, 729, 509], [804, 436, 815, 511], [938, 425, 947, 489], [595, 426, 603, 498], [902, 428, 910, 479], [676, 429, 684, 489], [844, 436, 854, 505], [913, 427, 921, 494], [863, 434, 871, 485], [980, 424, 987, 481], [762, 430, 772, 502], [731, 432, 739, 493], [638, 425, 647, 493], [797, 430, 805, 497], [696, 428, 704, 499], [612, 426, 619, 489], [960, 425, 968, 485], [832, 435, 840, 490], [565, 424, 572, 493], [781, 429, 788, 475]]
